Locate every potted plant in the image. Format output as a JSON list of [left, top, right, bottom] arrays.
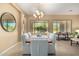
[[70, 32, 78, 38]]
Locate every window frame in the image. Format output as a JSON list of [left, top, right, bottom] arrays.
[[0, 12, 16, 32], [31, 20, 49, 34]]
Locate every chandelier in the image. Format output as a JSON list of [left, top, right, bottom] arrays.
[[33, 10, 44, 19]]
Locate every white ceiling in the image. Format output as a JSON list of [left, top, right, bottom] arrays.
[[16, 3, 79, 15]]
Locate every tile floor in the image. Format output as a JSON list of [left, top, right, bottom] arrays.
[[4, 40, 79, 56]]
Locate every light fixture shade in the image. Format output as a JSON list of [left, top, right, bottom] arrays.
[[33, 14, 37, 18], [36, 10, 40, 15], [40, 12, 44, 18]]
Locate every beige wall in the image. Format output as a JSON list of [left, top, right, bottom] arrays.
[[0, 3, 21, 53], [21, 14, 28, 34], [26, 15, 79, 32], [0, 3, 79, 54]]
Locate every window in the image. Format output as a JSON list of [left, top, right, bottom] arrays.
[[52, 20, 72, 33], [53, 21, 60, 33], [32, 21, 48, 34], [0, 12, 16, 32]]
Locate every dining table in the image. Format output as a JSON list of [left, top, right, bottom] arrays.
[[25, 35, 52, 43], [22, 34, 56, 56], [29, 35, 50, 56]]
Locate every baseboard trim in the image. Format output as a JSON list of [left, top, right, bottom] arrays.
[[0, 42, 20, 56]]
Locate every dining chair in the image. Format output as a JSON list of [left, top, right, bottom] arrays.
[[21, 33, 31, 55], [28, 32, 32, 37], [48, 33, 56, 55]]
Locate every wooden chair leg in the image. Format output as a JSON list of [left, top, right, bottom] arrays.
[[76, 42, 79, 45], [70, 40, 72, 46]]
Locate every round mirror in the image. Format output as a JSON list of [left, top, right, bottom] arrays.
[[0, 12, 16, 32]]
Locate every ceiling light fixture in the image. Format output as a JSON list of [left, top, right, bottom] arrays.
[[33, 10, 44, 20]]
